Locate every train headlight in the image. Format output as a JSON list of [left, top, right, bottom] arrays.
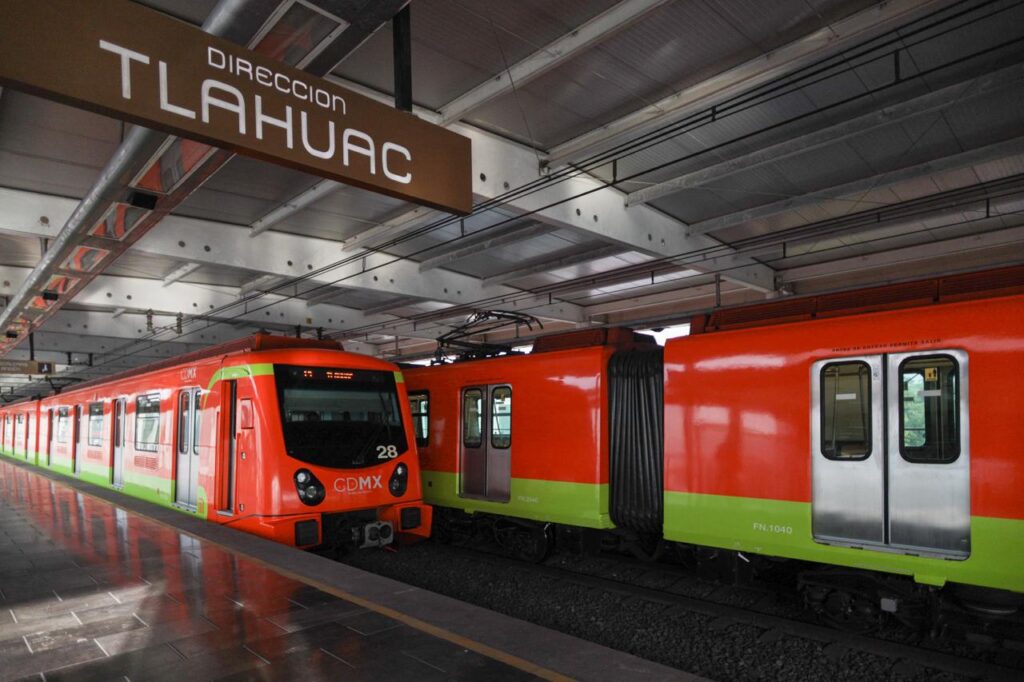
[[294, 469, 325, 506], [388, 462, 408, 497]]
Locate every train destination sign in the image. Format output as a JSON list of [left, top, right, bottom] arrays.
[[0, 360, 53, 375], [0, 0, 472, 214]]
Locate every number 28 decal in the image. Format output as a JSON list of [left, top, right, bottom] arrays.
[[376, 445, 399, 459]]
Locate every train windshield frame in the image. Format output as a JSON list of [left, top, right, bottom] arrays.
[[274, 365, 408, 469]]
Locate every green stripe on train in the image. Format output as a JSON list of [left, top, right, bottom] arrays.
[[421, 470, 614, 529], [205, 363, 275, 392], [664, 491, 1024, 592], [4, 448, 188, 512]]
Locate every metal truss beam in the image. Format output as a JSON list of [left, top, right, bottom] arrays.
[[545, 0, 951, 167], [418, 221, 550, 272], [162, 262, 201, 287], [323, 80, 774, 292], [482, 245, 623, 286], [437, 0, 670, 124], [626, 62, 1024, 206], [456, 123, 775, 291], [0, 265, 398, 341], [688, 136, 1024, 237], [0, 189, 586, 324], [783, 223, 1024, 284]]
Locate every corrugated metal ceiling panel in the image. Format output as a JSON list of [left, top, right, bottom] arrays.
[[467, 0, 876, 147], [331, 0, 619, 110], [0, 92, 122, 199]]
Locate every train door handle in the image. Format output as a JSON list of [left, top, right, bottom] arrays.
[[240, 451, 246, 461]]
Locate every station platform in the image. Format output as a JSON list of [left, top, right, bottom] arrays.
[[0, 458, 693, 681]]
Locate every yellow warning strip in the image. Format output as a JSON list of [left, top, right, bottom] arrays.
[[4, 459, 574, 682]]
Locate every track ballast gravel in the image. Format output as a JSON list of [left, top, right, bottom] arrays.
[[341, 542, 1003, 681]]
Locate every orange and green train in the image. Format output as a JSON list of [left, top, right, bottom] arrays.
[[406, 266, 1024, 627], [0, 334, 431, 550]]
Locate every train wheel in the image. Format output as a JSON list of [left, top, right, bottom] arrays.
[[514, 524, 552, 563], [817, 588, 882, 634]]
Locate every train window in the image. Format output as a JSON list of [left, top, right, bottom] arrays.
[[899, 355, 960, 464], [820, 362, 871, 460], [87, 403, 104, 447], [192, 390, 202, 455], [409, 392, 429, 447], [274, 365, 408, 469], [177, 392, 191, 454], [56, 407, 69, 443], [491, 386, 511, 449], [135, 394, 161, 452], [462, 389, 483, 448], [16, 414, 23, 425]]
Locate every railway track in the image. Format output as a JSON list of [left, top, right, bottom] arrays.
[[344, 541, 1024, 681], [516, 553, 1023, 682]]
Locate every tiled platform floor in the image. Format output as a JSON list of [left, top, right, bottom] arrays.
[[0, 461, 544, 681]]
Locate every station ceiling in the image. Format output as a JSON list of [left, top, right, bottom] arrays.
[[1, 0, 1023, 397]]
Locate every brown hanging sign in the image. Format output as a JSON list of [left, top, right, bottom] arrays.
[[0, 0, 473, 214]]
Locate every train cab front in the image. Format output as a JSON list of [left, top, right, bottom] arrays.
[[235, 361, 431, 550]]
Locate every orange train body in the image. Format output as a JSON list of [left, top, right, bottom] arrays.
[[0, 334, 431, 549], [406, 268, 1024, 595]]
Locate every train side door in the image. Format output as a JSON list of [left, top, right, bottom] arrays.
[[811, 356, 885, 546], [460, 387, 487, 498], [459, 385, 512, 502], [25, 412, 33, 461], [46, 409, 53, 466], [112, 399, 126, 487], [218, 379, 238, 514], [175, 389, 201, 510], [811, 351, 970, 558], [886, 351, 969, 557], [73, 405, 82, 475]]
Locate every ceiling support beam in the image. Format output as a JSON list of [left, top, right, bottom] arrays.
[[238, 274, 287, 298], [783, 223, 1024, 284], [457, 123, 775, 291], [340, 205, 436, 252], [687, 135, 1024, 237], [626, 62, 1024, 206], [249, 180, 341, 237], [162, 262, 202, 287], [304, 287, 347, 307], [482, 245, 623, 286], [545, 0, 952, 167], [324, 79, 774, 292], [0, 265, 391, 340], [0, 188, 586, 324], [418, 221, 550, 272], [437, 0, 671, 124], [359, 295, 429, 316]]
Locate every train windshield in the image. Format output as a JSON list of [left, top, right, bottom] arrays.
[[274, 365, 408, 469]]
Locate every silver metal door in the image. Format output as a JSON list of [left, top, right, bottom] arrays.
[[112, 399, 125, 487], [886, 350, 970, 557], [46, 409, 53, 466], [459, 387, 487, 498], [73, 405, 82, 475], [175, 390, 200, 509], [188, 390, 201, 509], [175, 391, 192, 506], [485, 385, 511, 502], [811, 356, 885, 547], [25, 413, 33, 460]]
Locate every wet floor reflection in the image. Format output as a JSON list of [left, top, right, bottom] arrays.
[[0, 460, 537, 681]]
